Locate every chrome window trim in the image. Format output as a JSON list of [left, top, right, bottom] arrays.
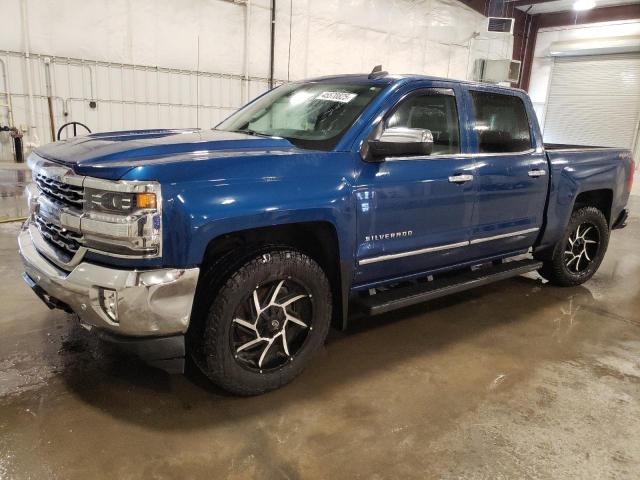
[[469, 148, 538, 157], [467, 148, 537, 157], [358, 227, 540, 266], [384, 148, 538, 162]]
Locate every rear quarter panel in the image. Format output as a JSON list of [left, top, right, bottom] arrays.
[[536, 148, 633, 256]]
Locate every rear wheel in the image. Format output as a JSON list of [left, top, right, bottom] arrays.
[[196, 249, 332, 395], [538, 206, 609, 286]]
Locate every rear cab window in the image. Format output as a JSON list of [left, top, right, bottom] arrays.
[[469, 90, 532, 154]]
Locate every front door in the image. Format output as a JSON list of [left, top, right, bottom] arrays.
[[354, 86, 477, 286], [465, 88, 548, 258]]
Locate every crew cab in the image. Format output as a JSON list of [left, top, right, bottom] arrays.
[[19, 71, 635, 395]]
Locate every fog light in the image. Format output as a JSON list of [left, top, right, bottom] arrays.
[[99, 288, 119, 322]]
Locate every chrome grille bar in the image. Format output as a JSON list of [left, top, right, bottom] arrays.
[[35, 172, 84, 210], [29, 155, 86, 262], [34, 214, 83, 259]]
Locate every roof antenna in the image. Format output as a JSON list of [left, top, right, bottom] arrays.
[[368, 65, 388, 79]]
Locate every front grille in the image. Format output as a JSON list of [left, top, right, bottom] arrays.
[[34, 214, 83, 259], [35, 173, 84, 210]]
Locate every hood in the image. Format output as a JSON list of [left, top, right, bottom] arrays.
[[34, 129, 297, 178]]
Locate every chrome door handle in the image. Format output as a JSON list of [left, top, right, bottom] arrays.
[[528, 169, 547, 177], [448, 174, 474, 184]]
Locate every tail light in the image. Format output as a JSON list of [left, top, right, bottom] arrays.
[[628, 160, 636, 193]]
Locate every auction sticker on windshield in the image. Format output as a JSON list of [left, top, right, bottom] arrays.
[[316, 91, 358, 103]]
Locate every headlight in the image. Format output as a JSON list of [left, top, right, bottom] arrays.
[[85, 189, 157, 214], [82, 179, 162, 258]]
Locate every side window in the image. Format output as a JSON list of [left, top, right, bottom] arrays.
[[469, 91, 532, 153], [387, 90, 460, 155]]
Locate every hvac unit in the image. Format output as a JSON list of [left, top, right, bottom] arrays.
[[475, 59, 522, 84], [487, 17, 515, 34]]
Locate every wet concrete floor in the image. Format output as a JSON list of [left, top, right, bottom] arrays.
[[0, 164, 30, 222], [0, 185, 639, 478]]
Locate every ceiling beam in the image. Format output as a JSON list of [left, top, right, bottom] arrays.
[[537, 3, 640, 28], [506, 0, 557, 7], [457, 0, 489, 16]]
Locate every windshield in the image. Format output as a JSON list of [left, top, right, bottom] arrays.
[[216, 82, 383, 150]]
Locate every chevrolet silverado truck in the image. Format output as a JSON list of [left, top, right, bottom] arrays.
[[19, 71, 635, 395]]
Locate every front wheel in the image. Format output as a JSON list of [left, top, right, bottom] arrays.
[[196, 249, 332, 395], [538, 206, 610, 286]]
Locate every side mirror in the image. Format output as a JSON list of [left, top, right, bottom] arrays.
[[367, 127, 433, 160]]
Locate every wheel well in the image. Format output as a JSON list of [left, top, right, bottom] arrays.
[[199, 222, 343, 327], [573, 189, 613, 225]]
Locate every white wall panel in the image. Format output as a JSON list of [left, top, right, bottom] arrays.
[[0, 0, 514, 162], [275, 0, 511, 81]]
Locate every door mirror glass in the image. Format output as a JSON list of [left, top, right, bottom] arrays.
[[367, 127, 433, 160]]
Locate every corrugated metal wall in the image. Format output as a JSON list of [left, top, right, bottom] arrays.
[[0, 50, 278, 161]]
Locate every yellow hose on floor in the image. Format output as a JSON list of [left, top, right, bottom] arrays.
[[0, 216, 27, 224]]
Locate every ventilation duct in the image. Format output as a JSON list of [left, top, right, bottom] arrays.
[[487, 17, 514, 34]]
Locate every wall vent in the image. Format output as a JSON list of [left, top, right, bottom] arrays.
[[487, 17, 515, 34]]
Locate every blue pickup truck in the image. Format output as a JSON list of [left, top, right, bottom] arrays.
[[19, 70, 634, 394]]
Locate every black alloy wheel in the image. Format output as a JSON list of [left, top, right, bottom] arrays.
[[230, 277, 313, 372], [193, 249, 332, 395], [537, 206, 609, 287], [563, 222, 600, 274]]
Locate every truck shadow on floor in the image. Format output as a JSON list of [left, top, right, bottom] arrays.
[[55, 275, 601, 431]]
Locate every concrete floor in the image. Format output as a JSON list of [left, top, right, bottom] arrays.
[[1, 166, 639, 478], [0, 164, 30, 222]]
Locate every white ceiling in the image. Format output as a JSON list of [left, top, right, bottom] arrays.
[[514, 0, 640, 15]]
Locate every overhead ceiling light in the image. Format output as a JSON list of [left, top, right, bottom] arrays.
[[573, 0, 596, 11]]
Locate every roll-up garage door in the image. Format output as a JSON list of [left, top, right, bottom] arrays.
[[543, 53, 640, 149]]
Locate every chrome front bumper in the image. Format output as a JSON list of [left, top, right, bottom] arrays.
[[19, 224, 200, 337]]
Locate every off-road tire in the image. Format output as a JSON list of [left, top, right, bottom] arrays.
[[538, 206, 609, 287], [196, 249, 332, 395]]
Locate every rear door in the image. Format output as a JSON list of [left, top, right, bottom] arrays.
[[353, 85, 477, 285], [465, 88, 548, 257]]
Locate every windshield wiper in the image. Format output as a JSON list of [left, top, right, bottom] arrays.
[[235, 128, 274, 138]]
